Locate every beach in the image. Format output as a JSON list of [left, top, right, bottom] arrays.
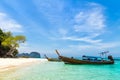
[[0, 58, 47, 72]]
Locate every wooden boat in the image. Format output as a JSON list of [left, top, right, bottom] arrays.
[[44, 54, 61, 62], [55, 50, 114, 64]]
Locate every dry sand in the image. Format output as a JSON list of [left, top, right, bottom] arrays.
[[0, 58, 47, 72]]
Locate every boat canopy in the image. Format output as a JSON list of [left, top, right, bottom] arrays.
[[82, 55, 102, 61], [82, 55, 101, 58]]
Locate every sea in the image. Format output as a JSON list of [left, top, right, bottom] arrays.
[[0, 59, 120, 80]]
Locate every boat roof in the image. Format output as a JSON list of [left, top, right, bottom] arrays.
[[83, 56, 101, 58]]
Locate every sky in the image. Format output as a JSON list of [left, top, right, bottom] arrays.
[[0, 0, 120, 57]]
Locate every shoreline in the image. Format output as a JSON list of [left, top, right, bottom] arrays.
[[0, 58, 47, 72]]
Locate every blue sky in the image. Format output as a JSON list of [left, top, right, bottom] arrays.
[[0, 0, 120, 57]]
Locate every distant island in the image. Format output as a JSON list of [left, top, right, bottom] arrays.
[[16, 52, 41, 58]]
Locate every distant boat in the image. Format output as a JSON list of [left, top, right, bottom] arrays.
[[44, 54, 61, 62], [55, 50, 114, 64]]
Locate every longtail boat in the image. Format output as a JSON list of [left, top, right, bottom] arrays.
[[55, 50, 114, 64], [44, 54, 61, 62]]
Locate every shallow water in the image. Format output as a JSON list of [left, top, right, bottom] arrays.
[[0, 60, 120, 80]]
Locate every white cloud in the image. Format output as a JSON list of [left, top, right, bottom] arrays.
[[61, 36, 102, 44], [0, 12, 23, 33], [74, 3, 105, 33], [58, 3, 106, 45]]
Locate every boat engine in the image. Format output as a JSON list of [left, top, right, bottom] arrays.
[[108, 55, 114, 61]]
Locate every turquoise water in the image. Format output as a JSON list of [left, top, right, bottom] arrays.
[[0, 60, 120, 80]]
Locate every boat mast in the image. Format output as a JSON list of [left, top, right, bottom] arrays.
[[99, 51, 109, 59]]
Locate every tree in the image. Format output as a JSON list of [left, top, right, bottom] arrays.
[[0, 29, 9, 57], [0, 29, 5, 44], [2, 32, 26, 57]]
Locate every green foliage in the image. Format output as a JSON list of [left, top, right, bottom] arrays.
[[0, 29, 26, 57], [0, 29, 5, 43], [2, 32, 26, 48]]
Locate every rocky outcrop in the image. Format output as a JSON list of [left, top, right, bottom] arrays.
[[16, 52, 41, 58], [29, 52, 41, 58]]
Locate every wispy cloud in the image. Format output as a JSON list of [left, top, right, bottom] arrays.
[[61, 36, 102, 44], [74, 2, 105, 34], [0, 12, 23, 33], [62, 1, 115, 50], [55, 2, 106, 45]]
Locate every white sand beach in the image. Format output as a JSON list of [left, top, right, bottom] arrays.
[[0, 58, 47, 72]]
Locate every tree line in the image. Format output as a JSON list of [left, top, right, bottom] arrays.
[[0, 29, 26, 58]]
